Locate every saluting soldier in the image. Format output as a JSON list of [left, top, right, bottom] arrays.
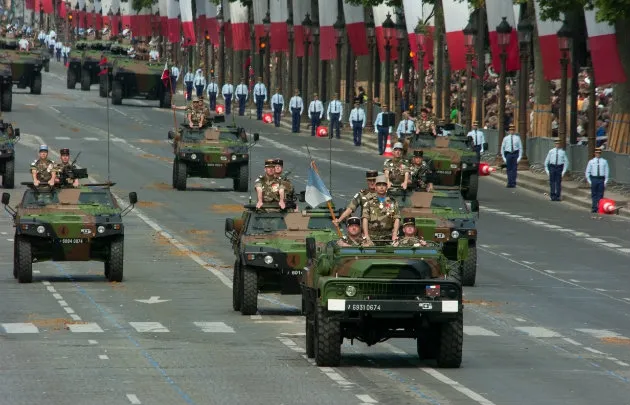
[[415, 108, 436, 137], [409, 150, 432, 191], [544, 138, 568, 201], [393, 217, 427, 247], [362, 175, 400, 244], [335, 170, 378, 224], [253, 77, 268, 120], [271, 88, 284, 127], [55, 148, 79, 187], [206, 76, 219, 110], [273, 158, 294, 200], [255, 159, 286, 210], [585, 147, 609, 215], [383, 142, 410, 191], [337, 217, 373, 247], [30, 145, 56, 187]]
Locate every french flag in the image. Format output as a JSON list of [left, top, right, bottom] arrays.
[[342, 1, 368, 56], [584, 8, 626, 86], [158, 0, 168, 36], [442, 0, 469, 71], [41, 0, 53, 14], [486, 0, 520, 72], [167, 0, 180, 44], [270, 0, 288, 52], [222, 0, 233, 49], [292, 0, 309, 58], [195, 0, 207, 40], [533, 1, 565, 81], [373, 4, 398, 62], [403, 0, 422, 70], [180, 0, 196, 46], [229, 0, 250, 51], [318, 0, 337, 60], [94, 0, 102, 30], [119, 0, 131, 28], [206, 3, 219, 46], [253, 1, 267, 52]]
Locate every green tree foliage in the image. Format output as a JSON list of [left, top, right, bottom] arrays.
[[131, 0, 156, 12], [536, 0, 630, 23]]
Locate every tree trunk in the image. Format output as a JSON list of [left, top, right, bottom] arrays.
[[608, 19, 630, 154], [531, 5, 553, 138]]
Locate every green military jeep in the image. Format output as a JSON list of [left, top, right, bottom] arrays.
[[0, 120, 19, 188], [67, 40, 113, 91], [302, 240, 463, 367], [169, 124, 256, 191], [225, 203, 341, 315], [110, 57, 171, 107], [1, 182, 137, 283], [0, 38, 43, 95]]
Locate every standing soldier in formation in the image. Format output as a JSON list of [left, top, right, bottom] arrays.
[[409, 150, 432, 191], [206, 76, 219, 111], [327, 93, 343, 140], [308, 93, 324, 137], [415, 108, 436, 137], [393, 218, 427, 247], [467, 121, 485, 161], [501, 123, 523, 188], [31, 145, 56, 187], [289, 89, 304, 133], [255, 159, 286, 210], [373, 104, 392, 155], [362, 175, 400, 244], [335, 170, 378, 224], [585, 147, 609, 215], [235, 78, 249, 116], [337, 217, 372, 247], [383, 142, 410, 191], [253, 77, 267, 120], [55, 148, 80, 188], [183, 68, 194, 101], [544, 138, 568, 201], [349, 101, 366, 146], [193, 69, 206, 98], [271, 88, 284, 128], [221, 75, 234, 115]]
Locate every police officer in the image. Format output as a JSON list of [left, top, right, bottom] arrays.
[[193, 68, 206, 97], [289, 89, 304, 133], [271, 88, 284, 127], [393, 218, 427, 247], [206, 76, 219, 110], [373, 104, 392, 155], [585, 147, 609, 214], [308, 93, 324, 137], [235, 78, 248, 116], [544, 138, 568, 201], [361, 175, 400, 244], [183, 68, 194, 101], [221, 76, 234, 115], [409, 150, 432, 191], [337, 217, 372, 247], [326, 93, 343, 139], [383, 142, 410, 191], [349, 101, 366, 146], [501, 123, 522, 188], [253, 77, 267, 120], [30, 145, 56, 187], [255, 159, 286, 210], [396, 111, 415, 141], [335, 170, 378, 224], [55, 148, 80, 187], [467, 121, 485, 161]]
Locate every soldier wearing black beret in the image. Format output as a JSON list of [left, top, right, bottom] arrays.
[[337, 217, 372, 247], [55, 148, 79, 187], [409, 150, 432, 191], [393, 217, 427, 247]]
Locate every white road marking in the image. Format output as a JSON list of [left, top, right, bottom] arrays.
[[68, 323, 103, 333], [586, 237, 606, 243], [88, 340, 98, 344], [421, 368, 497, 405], [530, 221, 548, 225], [98, 354, 109, 360], [602, 243, 622, 248], [6, 238, 13, 242], [49, 106, 61, 113], [500, 252, 511, 256], [32, 270, 40, 273], [126, 394, 142, 404], [614, 360, 630, 367], [584, 347, 605, 354], [544, 224, 563, 229], [562, 338, 582, 346], [70, 314, 82, 321], [46, 286, 56, 292], [280, 332, 306, 337], [1, 323, 39, 333], [129, 322, 170, 333], [515, 327, 561, 338], [249, 315, 263, 320], [571, 231, 590, 237], [619, 248, 630, 253], [58, 300, 68, 306], [112, 138, 128, 142], [544, 270, 556, 274], [193, 322, 235, 333], [52, 293, 63, 299], [569, 279, 580, 283], [521, 261, 534, 265], [623, 298, 630, 302], [42, 281, 51, 286], [464, 326, 499, 336], [84, 137, 99, 141], [595, 288, 607, 292], [576, 329, 630, 340], [356, 395, 378, 403], [63, 307, 75, 314], [514, 317, 527, 323], [55, 136, 71, 140]]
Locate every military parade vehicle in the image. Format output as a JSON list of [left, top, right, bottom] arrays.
[[392, 188, 479, 286], [0, 118, 19, 188], [225, 202, 341, 315], [301, 238, 463, 367], [169, 124, 256, 192], [110, 56, 171, 107], [0, 61, 12, 111], [1, 181, 138, 283], [67, 40, 113, 91], [0, 37, 43, 95], [407, 124, 486, 200], [97, 43, 127, 97], [32, 43, 51, 72]]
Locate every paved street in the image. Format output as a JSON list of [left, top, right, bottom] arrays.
[[1, 62, 630, 405]]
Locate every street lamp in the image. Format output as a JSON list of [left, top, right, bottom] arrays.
[[217, 6, 225, 85], [415, 23, 426, 117], [395, 12, 406, 119], [382, 13, 395, 115], [463, 16, 477, 132], [517, 15, 533, 168], [366, 15, 376, 127], [557, 19, 571, 150], [287, 16, 294, 97], [302, 13, 312, 118], [333, 13, 345, 98], [496, 16, 512, 149]]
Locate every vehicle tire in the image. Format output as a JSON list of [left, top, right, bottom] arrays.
[[305, 311, 315, 358], [67, 69, 77, 89], [174, 160, 187, 191], [16, 237, 33, 283], [30, 73, 42, 95], [1, 87, 12, 112], [13, 236, 18, 279], [105, 236, 124, 282], [112, 81, 123, 105], [161, 91, 171, 109], [80, 69, 90, 91], [232, 261, 241, 311], [417, 327, 439, 360], [461, 246, 477, 287], [234, 164, 248, 192], [44, 60, 50, 72], [463, 174, 479, 200], [171, 160, 178, 188], [315, 306, 341, 367], [435, 313, 463, 368], [240, 266, 258, 315], [2, 158, 15, 189]]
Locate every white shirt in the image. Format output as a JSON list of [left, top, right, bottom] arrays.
[[544, 147, 568, 175], [396, 119, 416, 138], [221, 84, 234, 98], [54, 41, 63, 50], [467, 129, 485, 152], [48, 38, 56, 47], [289, 96, 304, 114], [271, 93, 284, 109], [18, 38, 29, 51], [326, 100, 343, 120], [349, 108, 366, 128], [235, 84, 248, 98], [193, 71, 206, 87], [206, 81, 218, 94], [62, 46, 70, 56], [500, 133, 523, 162], [170, 66, 180, 78], [48, 30, 56, 39], [253, 83, 267, 101], [373, 112, 393, 133], [149, 50, 159, 60], [585, 157, 610, 185], [184, 72, 194, 82], [308, 100, 324, 118]]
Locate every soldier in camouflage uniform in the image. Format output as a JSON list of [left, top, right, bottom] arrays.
[[30, 144, 56, 187], [335, 170, 378, 224], [393, 217, 427, 247], [337, 217, 373, 247], [409, 150, 433, 191], [362, 175, 400, 244], [415, 108, 436, 137], [255, 159, 286, 210], [54, 148, 80, 188], [273, 158, 294, 199], [383, 142, 410, 191], [185, 96, 205, 128]]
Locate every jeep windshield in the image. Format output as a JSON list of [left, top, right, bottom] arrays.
[[431, 196, 467, 211], [182, 130, 205, 142], [220, 132, 246, 143], [247, 215, 287, 233], [21, 190, 115, 207], [77, 192, 115, 206], [22, 190, 61, 206]]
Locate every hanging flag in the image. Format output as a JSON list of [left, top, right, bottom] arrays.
[[373, 4, 398, 62], [342, 1, 368, 56], [195, 0, 207, 41], [318, 0, 337, 60], [41, 0, 53, 14], [167, 0, 180, 44], [98, 56, 109, 75], [94, 0, 102, 30], [222, 0, 233, 49], [161, 62, 170, 87], [270, 0, 288, 52], [442, 0, 469, 71], [253, 0, 268, 53], [229, 1, 250, 51], [305, 163, 332, 208], [292, 0, 309, 58], [486, 0, 520, 72], [533, 1, 565, 81], [403, 0, 435, 70], [584, 8, 626, 86], [158, 0, 168, 36], [206, 3, 218, 45], [180, 0, 196, 46]]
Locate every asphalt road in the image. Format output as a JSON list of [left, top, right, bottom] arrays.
[[1, 61, 630, 405]]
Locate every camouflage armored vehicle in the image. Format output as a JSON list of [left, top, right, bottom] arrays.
[[110, 57, 171, 107], [302, 239, 463, 367], [0, 37, 43, 94], [169, 124, 256, 192], [0, 119, 19, 188], [407, 124, 485, 200], [1, 183, 138, 283], [67, 40, 113, 91], [225, 203, 341, 315], [98, 43, 127, 97], [392, 188, 479, 286], [31, 43, 51, 72], [0, 61, 12, 111]]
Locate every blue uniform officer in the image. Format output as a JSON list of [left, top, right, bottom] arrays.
[[327, 94, 343, 139], [288, 89, 304, 133], [585, 147, 609, 213], [308, 94, 324, 136], [500, 124, 523, 188], [349, 102, 366, 146], [271, 89, 284, 127], [253, 78, 267, 120], [544, 138, 568, 201], [373, 104, 392, 155]]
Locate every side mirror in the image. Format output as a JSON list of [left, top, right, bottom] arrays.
[[167, 130, 174, 140], [253, 133, 260, 142], [225, 217, 234, 233], [471, 200, 479, 213], [128, 192, 138, 205], [306, 237, 316, 260], [1, 192, 9, 205], [298, 191, 305, 202]]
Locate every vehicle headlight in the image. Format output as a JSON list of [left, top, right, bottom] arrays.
[[451, 230, 460, 239], [97, 226, 105, 234], [231, 155, 237, 160], [37, 225, 45, 234], [264, 255, 274, 264], [345, 285, 357, 297], [190, 153, 197, 160], [462, 163, 468, 169]]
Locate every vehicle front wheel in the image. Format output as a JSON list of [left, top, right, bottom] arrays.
[[461, 246, 477, 287], [80, 69, 91, 90], [174, 160, 187, 190], [16, 237, 33, 283], [232, 261, 241, 311], [314, 306, 341, 366], [105, 237, 124, 282], [240, 266, 258, 315], [2, 158, 15, 188], [67, 70, 77, 89], [435, 313, 463, 368], [463, 174, 479, 200], [1, 87, 12, 112], [233, 164, 248, 192], [30, 73, 42, 95]]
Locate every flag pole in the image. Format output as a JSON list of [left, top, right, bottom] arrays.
[[311, 160, 342, 237], [168, 64, 177, 130]]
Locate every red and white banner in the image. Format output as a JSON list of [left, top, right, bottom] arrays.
[[403, 0, 422, 70], [584, 8, 626, 85], [222, 0, 233, 49], [318, 0, 338, 60], [533, 1, 565, 81], [486, 0, 520, 72], [86, 0, 94, 28], [58, 0, 66, 17], [138, 7, 153, 37], [167, 0, 180, 43], [270, 0, 288, 52], [94, 0, 103, 30], [119, 0, 130, 29], [342, 1, 368, 56], [442, 0, 469, 71], [206, 3, 218, 46], [229, 1, 250, 51], [180, 0, 196, 45], [158, 0, 168, 36], [195, 0, 207, 40], [253, 0, 268, 52], [373, 4, 398, 62], [292, 0, 309, 58]]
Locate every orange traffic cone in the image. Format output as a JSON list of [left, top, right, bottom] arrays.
[[382, 135, 394, 157]]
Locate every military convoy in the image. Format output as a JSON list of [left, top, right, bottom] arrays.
[[0, 120, 19, 188], [110, 57, 171, 107], [67, 40, 112, 91], [0, 38, 43, 95]]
